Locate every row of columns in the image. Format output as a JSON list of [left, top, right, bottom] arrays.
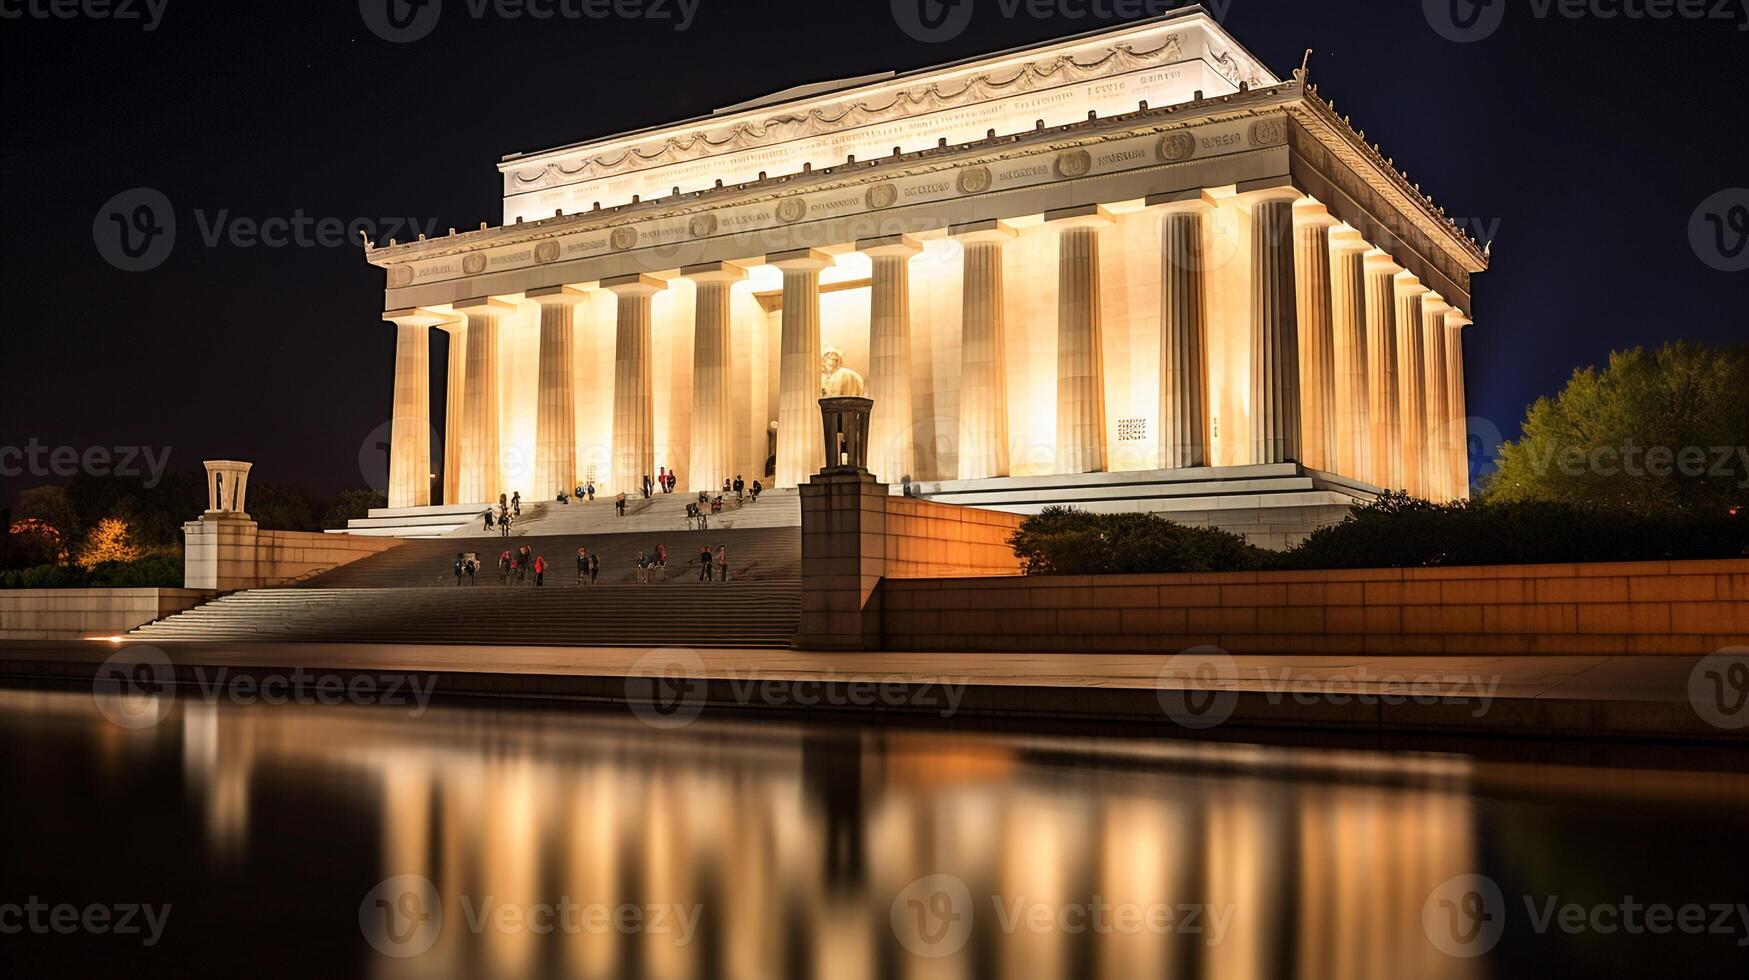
[[383, 188, 1470, 508]]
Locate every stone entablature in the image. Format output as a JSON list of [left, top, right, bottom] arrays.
[[494, 10, 1273, 220]]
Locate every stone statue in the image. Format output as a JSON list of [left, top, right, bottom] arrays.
[[819, 346, 865, 397]]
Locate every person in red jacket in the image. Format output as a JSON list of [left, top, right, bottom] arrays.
[[533, 554, 546, 587]]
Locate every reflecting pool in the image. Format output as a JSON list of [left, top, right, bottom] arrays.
[[2, 687, 1746, 977]]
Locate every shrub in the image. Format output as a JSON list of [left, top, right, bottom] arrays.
[[1008, 507, 1266, 575], [87, 552, 184, 588]]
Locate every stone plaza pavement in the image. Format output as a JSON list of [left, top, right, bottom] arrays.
[[2, 639, 1742, 742]]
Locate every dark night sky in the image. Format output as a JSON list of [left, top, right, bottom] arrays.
[[2, 0, 1745, 505]]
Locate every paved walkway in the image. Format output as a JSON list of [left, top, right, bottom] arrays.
[[1, 640, 1738, 741]]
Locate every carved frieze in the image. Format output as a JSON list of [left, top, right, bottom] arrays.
[[1054, 149, 1093, 179], [957, 166, 993, 195], [1158, 132, 1196, 162]]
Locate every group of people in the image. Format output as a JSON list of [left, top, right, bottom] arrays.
[[557, 481, 597, 506], [482, 491, 522, 536], [453, 540, 731, 586]]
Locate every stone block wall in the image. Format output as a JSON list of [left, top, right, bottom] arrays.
[[879, 559, 1749, 655], [0, 588, 212, 640], [884, 496, 1024, 578], [184, 516, 401, 591]]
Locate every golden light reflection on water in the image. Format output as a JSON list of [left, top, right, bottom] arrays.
[[16, 689, 1749, 979]]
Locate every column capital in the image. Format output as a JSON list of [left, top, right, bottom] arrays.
[[766, 247, 834, 273], [1043, 204, 1114, 229], [947, 220, 1016, 245], [454, 296, 516, 317], [1233, 179, 1304, 211], [382, 308, 453, 329], [601, 272, 667, 297], [1363, 249, 1403, 274], [679, 260, 748, 284], [857, 232, 926, 257], [1446, 310, 1474, 329], [526, 284, 590, 306], [1292, 199, 1340, 226], [1145, 188, 1219, 213], [1330, 225, 1370, 253], [1393, 271, 1428, 296], [1422, 293, 1451, 318]]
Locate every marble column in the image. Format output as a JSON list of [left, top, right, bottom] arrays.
[[1363, 252, 1404, 491], [860, 235, 922, 486], [438, 316, 466, 506], [682, 261, 746, 494], [1241, 187, 1304, 465], [528, 286, 585, 502], [383, 309, 441, 509], [951, 221, 1014, 481], [1421, 293, 1452, 502], [1293, 201, 1338, 472], [771, 248, 833, 488], [1446, 312, 1473, 501], [1152, 191, 1216, 469], [1329, 227, 1372, 481], [603, 273, 666, 495], [454, 297, 512, 505], [1048, 205, 1112, 475], [1394, 273, 1430, 499]]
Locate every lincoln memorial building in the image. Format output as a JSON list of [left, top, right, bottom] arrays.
[[363, 8, 1486, 547]]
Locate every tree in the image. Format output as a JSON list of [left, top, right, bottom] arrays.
[[1485, 342, 1749, 514], [247, 483, 318, 531], [320, 489, 387, 530], [77, 517, 142, 570]]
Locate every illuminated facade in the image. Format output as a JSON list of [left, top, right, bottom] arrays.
[[366, 9, 1485, 539]]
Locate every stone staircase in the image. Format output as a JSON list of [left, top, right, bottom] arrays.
[[488, 487, 800, 538], [131, 526, 802, 648]]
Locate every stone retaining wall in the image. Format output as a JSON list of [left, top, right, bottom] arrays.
[[879, 559, 1749, 655], [0, 588, 213, 640]]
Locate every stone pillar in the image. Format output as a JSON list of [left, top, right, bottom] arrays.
[[1446, 311, 1473, 501], [438, 316, 466, 506], [771, 248, 834, 488], [1394, 273, 1430, 498], [1239, 187, 1303, 465], [1047, 205, 1112, 475], [454, 297, 512, 505], [859, 235, 922, 486], [528, 286, 585, 502], [950, 221, 1014, 480], [1421, 294, 1452, 502], [1364, 252, 1404, 491], [681, 262, 746, 494], [1329, 228, 1372, 481], [796, 471, 888, 651], [184, 460, 257, 592], [383, 309, 441, 509], [1293, 201, 1338, 472], [1151, 191, 1216, 469], [603, 274, 665, 495]]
